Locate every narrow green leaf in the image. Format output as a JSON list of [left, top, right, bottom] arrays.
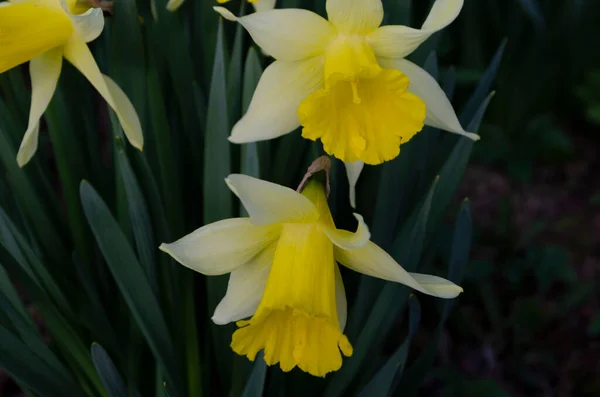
[[0, 206, 73, 318], [204, 18, 233, 223], [45, 85, 93, 267], [0, 325, 84, 397], [80, 181, 183, 397], [109, 0, 146, 125], [91, 343, 129, 397], [0, 119, 68, 267], [116, 140, 158, 293], [146, 43, 184, 237], [0, 291, 74, 385], [358, 296, 421, 397], [227, 1, 246, 124], [241, 351, 267, 397], [149, 1, 206, 157], [427, 91, 495, 237], [203, 17, 234, 387], [0, 264, 31, 323], [72, 255, 118, 353], [459, 39, 506, 125], [397, 201, 472, 396]]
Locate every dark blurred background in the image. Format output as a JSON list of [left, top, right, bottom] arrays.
[[404, 0, 600, 395]]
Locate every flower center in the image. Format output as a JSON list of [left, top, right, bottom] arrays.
[[230, 219, 352, 377]]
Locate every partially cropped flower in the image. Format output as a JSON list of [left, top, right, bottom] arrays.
[[216, 0, 478, 168], [167, 0, 275, 13], [160, 173, 462, 377], [0, 0, 143, 166]]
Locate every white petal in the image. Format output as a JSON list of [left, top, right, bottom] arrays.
[[326, 0, 383, 34], [69, 7, 104, 43], [252, 0, 276, 13], [225, 174, 318, 225], [321, 213, 370, 250], [102, 75, 144, 150], [335, 264, 347, 331], [422, 0, 464, 31], [378, 58, 479, 141], [214, 6, 335, 61], [166, 0, 185, 11], [367, 0, 464, 59], [63, 36, 144, 150], [17, 48, 63, 167], [335, 241, 463, 298], [159, 218, 281, 276], [344, 160, 364, 209], [228, 57, 324, 144], [212, 244, 276, 325], [408, 273, 465, 299]]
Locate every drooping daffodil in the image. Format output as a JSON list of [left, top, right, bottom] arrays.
[[0, 0, 143, 166], [167, 0, 276, 13], [215, 0, 478, 206], [160, 168, 463, 377]]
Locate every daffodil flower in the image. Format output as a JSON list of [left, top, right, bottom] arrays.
[[160, 173, 462, 377], [215, 0, 478, 206], [167, 0, 275, 13], [0, 0, 143, 166]]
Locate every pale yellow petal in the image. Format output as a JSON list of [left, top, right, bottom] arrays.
[[17, 48, 63, 167], [408, 273, 465, 299], [321, 213, 370, 250], [335, 264, 347, 331], [69, 7, 104, 43], [0, 2, 72, 73], [378, 58, 479, 141], [102, 75, 144, 150], [335, 241, 463, 298], [214, 6, 335, 61], [159, 218, 281, 276], [367, 0, 464, 59], [62, 36, 144, 150], [166, 0, 185, 11], [325, 0, 383, 34], [212, 244, 276, 325], [225, 174, 318, 225], [229, 57, 324, 144], [422, 0, 464, 31], [345, 160, 364, 209]]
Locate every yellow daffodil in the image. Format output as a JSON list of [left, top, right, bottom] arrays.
[[215, 0, 478, 205], [167, 0, 275, 13], [160, 173, 462, 377], [0, 0, 143, 166]]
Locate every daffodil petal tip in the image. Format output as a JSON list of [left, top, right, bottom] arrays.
[[213, 6, 237, 21], [465, 132, 480, 141], [228, 134, 241, 144]]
